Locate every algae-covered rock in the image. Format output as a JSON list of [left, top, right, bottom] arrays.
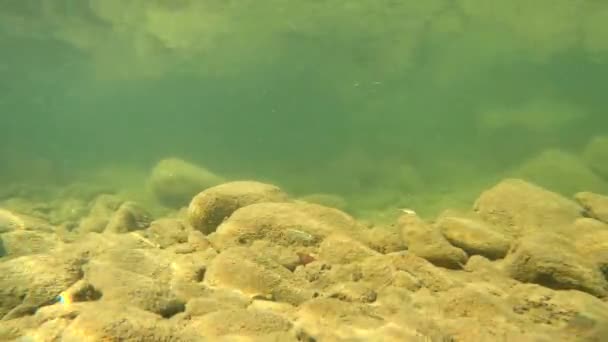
[[105, 201, 152, 233], [204, 247, 315, 305], [575, 191, 608, 223], [473, 178, 583, 237], [436, 216, 512, 260], [503, 232, 608, 298], [0, 254, 83, 320], [318, 233, 380, 264], [148, 158, 225, 208], [583, 136, 608, 180], [188, 181, 288, 235], [209, 201, 362, 250], [398, 212, 468, 269]]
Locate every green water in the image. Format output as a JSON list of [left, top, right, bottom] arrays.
[[1, 1, 608, 219]]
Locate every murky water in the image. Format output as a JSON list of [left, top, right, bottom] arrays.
[[1, 1, 607, 217]]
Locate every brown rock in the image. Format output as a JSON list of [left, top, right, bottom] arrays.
[[187, 181, 288, 235], [503, 232, 608, 298], [209, 202, 362, 250], [0, 254, 83, 320], [474, 178, 583, 237], [575, 191, 608, 223], [105, 201, 152, 233], [318, 233, 380, 264], [398, 213, 468, 269], [436, 216, 512, 260], [184, 308, 292, 338], [204, 247, 314, 305], [0, 230, 61, 257]]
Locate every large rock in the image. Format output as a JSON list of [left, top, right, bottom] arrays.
[[575, 191, 608, 223], [78, 194, 123, 233], [0, 230, 62, 257], [184, 308, 293, 338], [83, 248, 185, 317], [203, 247, 314, 305], [148, 158, 225, 208], [208, 202, 362, 250], [474, 178, 583, 237], [583, 136, 608, 180], [398, 212, 468, 269], [568, 218, 608, 280], [317, 233, 380, 264], [502, 232, 608, 298], [0, 254, 83, 320], [436, 216, 512, 260], [188, 181, 288, 235]]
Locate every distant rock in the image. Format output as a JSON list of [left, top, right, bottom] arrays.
[[78, 194, 124, 233], [512, 149, 608, 195], [583, 136, 608, 180], [297, 193, 348, 211], [148, 158, 225, 208], [188, 181, 288, 235], [474, 178, 583, 237], [104, 201, 152, 233], [575, 191, 608, 223]]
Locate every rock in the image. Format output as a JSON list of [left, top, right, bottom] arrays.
[[512, 149, 608, 196], [318, 233, 380, 264], [203, 247, 314, 305], [436, 216, 512, 260], [60, 303, 181, 341], [474, 178, 583, 237], [575, 191, 608, 223], [0, 254, 83, 320], [435, 284, 516, 322], [143, 218, 190, 248], [148, 158, 225, 208], [83, 248, 185, 317], [208, 202, 362, 250], [295, 298, 386, 339], [502, 232, 608, 298], [507, 283, 608, 332], [357, 225, 407, 254], [568, 218, 608, 280], [0, 230, 62, 257], [248, 240, 302, 271], [325, 282, 377, 303], [187, 181, 288, 235], [583, 136, 608, 179], [0, 208, 54, 233], [184, 291, 249, 317], [78, 194, 123, 233], [105, 201, 152, 233], [0, 208, 24, 232], [398, 213, 468, 269], [184, 308, 292, 338]]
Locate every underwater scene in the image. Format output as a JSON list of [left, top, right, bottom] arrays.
[[1, 1, 608, 341]]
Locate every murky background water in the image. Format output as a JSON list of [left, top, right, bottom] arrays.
[[1, 1, 607, 219]]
